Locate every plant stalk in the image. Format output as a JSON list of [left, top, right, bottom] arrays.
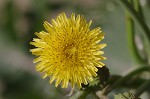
[[104, 66, 150, 95], [126, 0, 145, 64], [135, 79, 150, 98], [118, 0, 150, 42]]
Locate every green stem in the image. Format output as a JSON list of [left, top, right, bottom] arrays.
[[75, 75, 150, 98], [133, 0, 150, 64], [118, 0, 150, 42], [126, 0, 145, 64], [133, 0, 144, 19], [108, 75, 149, 90], [78, 89, 91, 99], [104, 66, 150, 95], [133, 0, 140, 12], [135, 79, 150, 98], [92, 92, 100, 99]]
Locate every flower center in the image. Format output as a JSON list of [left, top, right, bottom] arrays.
[[65, 46, 77, 59]]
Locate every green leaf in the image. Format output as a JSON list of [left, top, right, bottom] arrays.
[[89, 77, 99, 86]]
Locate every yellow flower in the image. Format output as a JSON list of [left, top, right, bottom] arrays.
[[30, 12, 106, 88]]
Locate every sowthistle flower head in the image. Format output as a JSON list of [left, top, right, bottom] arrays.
[[30, 12, 106, 88]]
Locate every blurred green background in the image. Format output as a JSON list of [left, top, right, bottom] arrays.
[[0, 0, 150, 99]]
